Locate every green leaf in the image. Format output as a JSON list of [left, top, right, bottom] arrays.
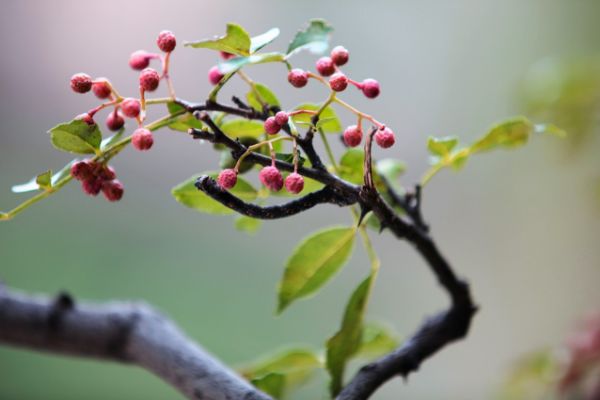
[[241, 348, 322, 379], [287, 19, 333, 56], [0, 212, 7, 220], [470, 117, 534, 153], [291, 103, 342, 133], [427, 136, 459, 157], [12, 160, 77, 193], [338, 149, 365, 185], [172, 172, 257, 215], [356, 323, 400, 359], [220, 119, 265, 139], [277, 226, 356, 313], [164, 102, 203, 132], [250, 27, 281, 53], [35, 170, 52, 189], [251, 373, 285, 399], [247, 83, 280, 111], [326, 275, 373, 396], [48, 119, 102, 154], [375, 159, 405, 185], [534, 123, 567, 138], [219, 52, 286, 74], [185, 23, 252, 56], [101, 128, 125, 150], [235, 215, 262, 234]]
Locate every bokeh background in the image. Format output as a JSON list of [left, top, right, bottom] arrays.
[[1, 1, 599, 399]]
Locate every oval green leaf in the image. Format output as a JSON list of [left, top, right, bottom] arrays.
[[247, 83, 280, 111], [287, 19, 333, 56], [277, 226, 356, 313], [49, 119, 102, 154], [185, 23, 251, 56], [250, 27, 280, 53], [220, 119, 265, 139]]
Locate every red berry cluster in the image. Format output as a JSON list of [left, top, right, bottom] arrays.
[[285, 45, 381, 99], [263, 111, 289, 135], [70, 160, 124, 202], [217, 163, 304, 195]]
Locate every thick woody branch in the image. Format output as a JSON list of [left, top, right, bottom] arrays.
[[196, 176, 357, 219], [0, 287, 272, 400]]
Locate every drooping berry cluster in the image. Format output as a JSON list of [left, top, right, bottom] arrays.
[[70, 160, 124, 202]]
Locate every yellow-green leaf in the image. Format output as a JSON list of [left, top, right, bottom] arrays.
[[277, 226, 356, 313], [427, 136, 458, 157], [287, 19, 333, 56], [470, 117, 534, 153], [49, 119, 102, 154], [247, 83, 280, 111], [220, 119, 265, 139], [326, 275, 373, 396], [185, 23, 251, 56], [250, 28, 280, 53], [235, 215, 262, 234]]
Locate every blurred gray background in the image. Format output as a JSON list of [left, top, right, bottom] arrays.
[[1, 1, 599, 399]]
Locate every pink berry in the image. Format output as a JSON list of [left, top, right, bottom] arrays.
[[101, 179, 124, 202], [208, 66, 224, 85], [98, 165, 116, 181], [316, 57, 336, 76], [70, 161, 93, 181], [157, 30, 176, 52], [331, 46, 349, 66], [217, 169, 237, 189], [106, 111, 125, 131], [76, 113, 95, 125], [82, 178, 102, 196], [375, 127, 395, 149], [259, 166, 283, 192], [132, 128, 154, 151], [70, 73, 92, 93], [129, 50, 152, 70], [120, 98, 141, 118], [287, 69, 308, 88], [220, 51, 235, 60], [361, 79, 380, 99], [329, 73, 348, 92], [343, 125, 363, 147], [92, 78, 112, 99], [264, 117, 281, 135], [285, 173, 304, 194], [274, 111, 289, 126], [139, 68, 160, 92]]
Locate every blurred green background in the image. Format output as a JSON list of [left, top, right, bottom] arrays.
[[1, 1, 599, 399]]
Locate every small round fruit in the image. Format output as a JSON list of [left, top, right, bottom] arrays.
[[331, 46, 349, 66], [375, 127, 395, 149], [132, 128, 154, 151], [139, 68, 160, 91], [92, 78, 112, 99], [361, 79, 380, 99], [274, 111, 289, 126], [343, 125, 363, 147], [70, 73, 92, 93], [157, 30, 176, 52], [106, 111, 125, 131], [329, 73, 348, 92], [316, 57, 335, 76], [82, 178, 102, 196], [208, 66, 224, 85], [217, 169, 238, 189], [98, 165, 116, 181], [287, 69, 308, 88], [129, 50, 152, 70], [259, 166, 283, 191], [75, 113, 95, 125], [264, 117, 281, 135], [285, 173, 304, 194], [120, 98, 141, 118], [102, 180, 124, 202], [70, 161, 93, 181]]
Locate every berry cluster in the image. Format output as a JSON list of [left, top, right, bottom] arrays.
[[69, 30, 178, 152], [218, 163, 304, 195], [70, 160, 124, 202]]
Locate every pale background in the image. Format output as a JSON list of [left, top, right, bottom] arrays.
[[0, 1, 599, 399]]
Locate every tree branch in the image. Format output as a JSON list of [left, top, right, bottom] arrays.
[[0, 286, 272, 400]]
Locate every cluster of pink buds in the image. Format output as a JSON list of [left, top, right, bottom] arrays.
[[286, 45, 380, 99], [343, 124, 395, 149], [263, 111, 289, 135], [70, 160, 124, 202], [218, 164, 304, 195]]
